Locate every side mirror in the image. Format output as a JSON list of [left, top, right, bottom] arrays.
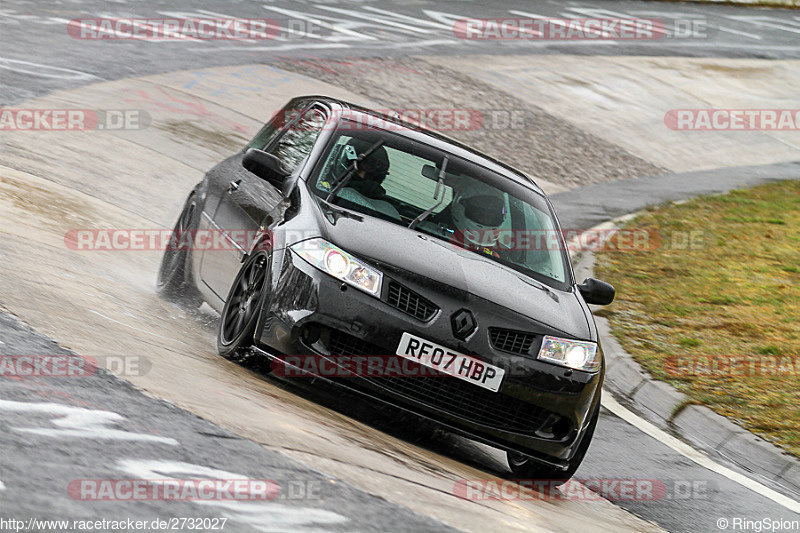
[[577, 278, 615, 306], [242, 148, 288, 186]]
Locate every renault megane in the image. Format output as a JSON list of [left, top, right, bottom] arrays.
[[157, 95, 615, 481]]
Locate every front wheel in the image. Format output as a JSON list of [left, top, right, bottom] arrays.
[[507, 398, 601, 483], [217, 251, 270, 362]]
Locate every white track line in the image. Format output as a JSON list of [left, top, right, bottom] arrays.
[[0, 57, 99, 81], [603, 362, 800, 513]]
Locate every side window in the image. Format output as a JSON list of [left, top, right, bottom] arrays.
[[269, 108, 325, 174], [247, 106, 297, 150], [520, 202, 565, 282]]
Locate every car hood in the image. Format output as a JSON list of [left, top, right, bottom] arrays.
[[317, 211, 590, 339]]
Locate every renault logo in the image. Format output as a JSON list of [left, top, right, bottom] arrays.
[[451, 309, 477, 340]]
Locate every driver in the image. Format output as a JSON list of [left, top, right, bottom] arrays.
[[336, 138, 400, 220], [344, 138, 390, 199], [447, 181, 507, 257]]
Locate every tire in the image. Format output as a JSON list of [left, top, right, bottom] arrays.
[[217, 250, 270, 363], [157, 197, 203, 308], [507, 397, 601, 483]]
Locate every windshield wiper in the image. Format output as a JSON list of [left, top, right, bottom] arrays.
[[408, 155, 448, 230], [514, 271, 556, 298], [325, 140, 385, 203], [427, 235, 557, 299]]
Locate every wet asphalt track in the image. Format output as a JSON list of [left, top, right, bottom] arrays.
[[5, 0, 800, 106], [1, 1, 799, 531]]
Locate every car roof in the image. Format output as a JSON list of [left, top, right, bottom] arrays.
[[298, 95, 546, 196]]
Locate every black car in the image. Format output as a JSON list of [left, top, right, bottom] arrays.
[[157, 95, 615, 481]]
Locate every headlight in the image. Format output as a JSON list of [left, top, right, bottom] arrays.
[[537, 336, 600, 372], [291, 238, 383, 297]]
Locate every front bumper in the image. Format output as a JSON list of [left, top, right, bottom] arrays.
[[258, 250, 603, 464]]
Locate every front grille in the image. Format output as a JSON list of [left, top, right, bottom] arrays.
[[322, 327, 560, 435], [386, 281, 438, 321], [489, 328, 536, 355], [366, 368, 556, 434]]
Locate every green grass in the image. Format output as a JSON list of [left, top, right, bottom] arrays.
[[595, 180, 800, 457]]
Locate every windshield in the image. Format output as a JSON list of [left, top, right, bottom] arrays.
[[308, 124, 570, 290]]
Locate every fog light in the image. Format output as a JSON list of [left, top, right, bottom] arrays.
[[302, 324, 320, 344]]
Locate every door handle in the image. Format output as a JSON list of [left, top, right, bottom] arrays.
[[227, 179, 241, 193]]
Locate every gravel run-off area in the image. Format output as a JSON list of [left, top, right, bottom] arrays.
[[272, 56, 666, 190]]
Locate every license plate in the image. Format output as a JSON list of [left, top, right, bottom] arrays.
[[395, 332, 505, 392]]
